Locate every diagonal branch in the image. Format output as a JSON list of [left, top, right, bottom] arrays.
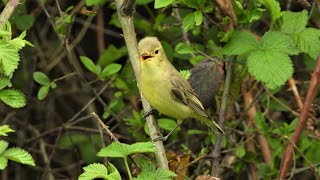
[[0, 0, 21, 26], [114, 0, 169, 169], [279, 56, 320, 179]]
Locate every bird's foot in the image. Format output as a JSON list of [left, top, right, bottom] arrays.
[[152, 134, 169, 142], [142, 108, 157, 119]]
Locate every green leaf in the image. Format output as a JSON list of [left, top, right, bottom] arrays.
[[80, 56, 98, 74], [79, 163, 108, 180], [0, 140, 9, 154], [255, 112, 268, 133], [236, 145, 246, 158], [98, 45, 127, 66], [259, 0, 283, 22], [175, 42, 195, 54], [247, 50, 293, 89], [13, 15, 35, 31], [180, 70, 191, 80], [187, 129, 207, 135], [100, 63, 122, 78], [4, 147, 35, 166], [136, 0, 153, 5], [97, 141, 155, 158], [158, 119, 180, 131], [8, 31, 32, 50], [0, 156, 8, 170], [85, 0, 106, 6], [0, 77, 12, 90], [0, 42, 19, 76], [261, 31, 299, 55], [0, 89, 26, 108], [222, 30, 260, 55], [154, 0, 175, 9], [133, 160, 176, 180], [50, 82, 57, 89], [0, 125, 15, 136], [37, 86, 50, 100], [292, 28, 320, 59], [194, 10, 203, 26], [182, 13, 195, 32], [281, 10, 308, 34], [33, 72, 50, 85]]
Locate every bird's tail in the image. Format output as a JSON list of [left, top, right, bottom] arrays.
[[193, 114, 224, 134]]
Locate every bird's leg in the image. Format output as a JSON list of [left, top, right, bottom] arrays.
[[153, 120, 183, 141], [142, 108, 158, 119]]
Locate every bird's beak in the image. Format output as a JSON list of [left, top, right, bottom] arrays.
[[140, 53, 153, 62]]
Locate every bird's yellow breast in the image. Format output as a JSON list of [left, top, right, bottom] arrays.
[[139, 61, 192, 120]]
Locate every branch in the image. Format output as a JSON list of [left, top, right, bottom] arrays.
[[114, 0, 169, 169], [211, 58, 235, 177], [279, 56, 320, 179], [0, 0, 21, 27]]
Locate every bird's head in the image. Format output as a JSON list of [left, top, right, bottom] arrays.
[[138, 37, 165, 63]]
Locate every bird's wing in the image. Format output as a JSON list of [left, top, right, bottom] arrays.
[[170, 75, 208, 117]]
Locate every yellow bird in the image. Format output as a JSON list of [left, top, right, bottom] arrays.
[[138, 37, 224, 140]]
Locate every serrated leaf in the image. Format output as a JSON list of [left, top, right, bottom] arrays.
[[0, 89, 26, 108], [194, 10, 203, 26], [97, 142, 155, 158], [37, 86, 50, 100], [100, 63, 122, 78], [179, 70, 191, 80], [175, 42, 195, 54], [0, 157, 8, 170], [33, 72, 50, 85], [261, 31, 299, 55], [0, 140, 9, 154], [135, 169, 176, 180], [80, 56, 98, 74], [182, 13, 195, 32], [8, 31, 31, 50], [154, 0, 174, 9], [4, 147, 35, 166], [292, 28, 320, 59], [105, 162, 121, 180], [0, 77, 12, 90], [79, 163, 108, 180], [281, 10, 308, 34], [222, 30, 259, 55], [0, 42, 20, 76], [247, 50, 293, 89], [259, 0, 283, 22], [0, 125, 15, 136]]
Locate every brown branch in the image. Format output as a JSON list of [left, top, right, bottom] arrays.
[[279, 56, 320, 179], [243, 83, 272, 164], [91, 112, 119, 142], [0, 0, 21, 27], [288, 78, 304, 109], [114, 0, 168, 169]]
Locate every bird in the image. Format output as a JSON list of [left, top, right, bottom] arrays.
[[138, 37, 224, 141]]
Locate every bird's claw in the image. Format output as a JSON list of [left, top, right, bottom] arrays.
[[142, 108, 157, 119], [152, 134, 168, 142]]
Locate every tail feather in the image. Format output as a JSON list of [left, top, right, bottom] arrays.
[[193, 114, 224, 134]]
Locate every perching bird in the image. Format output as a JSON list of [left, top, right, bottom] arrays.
[[138, 37, 224, 140]]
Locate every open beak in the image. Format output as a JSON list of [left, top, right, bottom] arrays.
[[140, 53, 153, 62]]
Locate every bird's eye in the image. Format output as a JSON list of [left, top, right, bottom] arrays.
[[155, 50, 159, 54]]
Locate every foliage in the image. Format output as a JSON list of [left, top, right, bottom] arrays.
[[0, 125, 35, 170], [2, 0, 320, 179]]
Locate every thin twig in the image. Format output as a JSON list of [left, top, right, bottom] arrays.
[[91, 112, 119, 142], [211, 58, 235, 177]]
